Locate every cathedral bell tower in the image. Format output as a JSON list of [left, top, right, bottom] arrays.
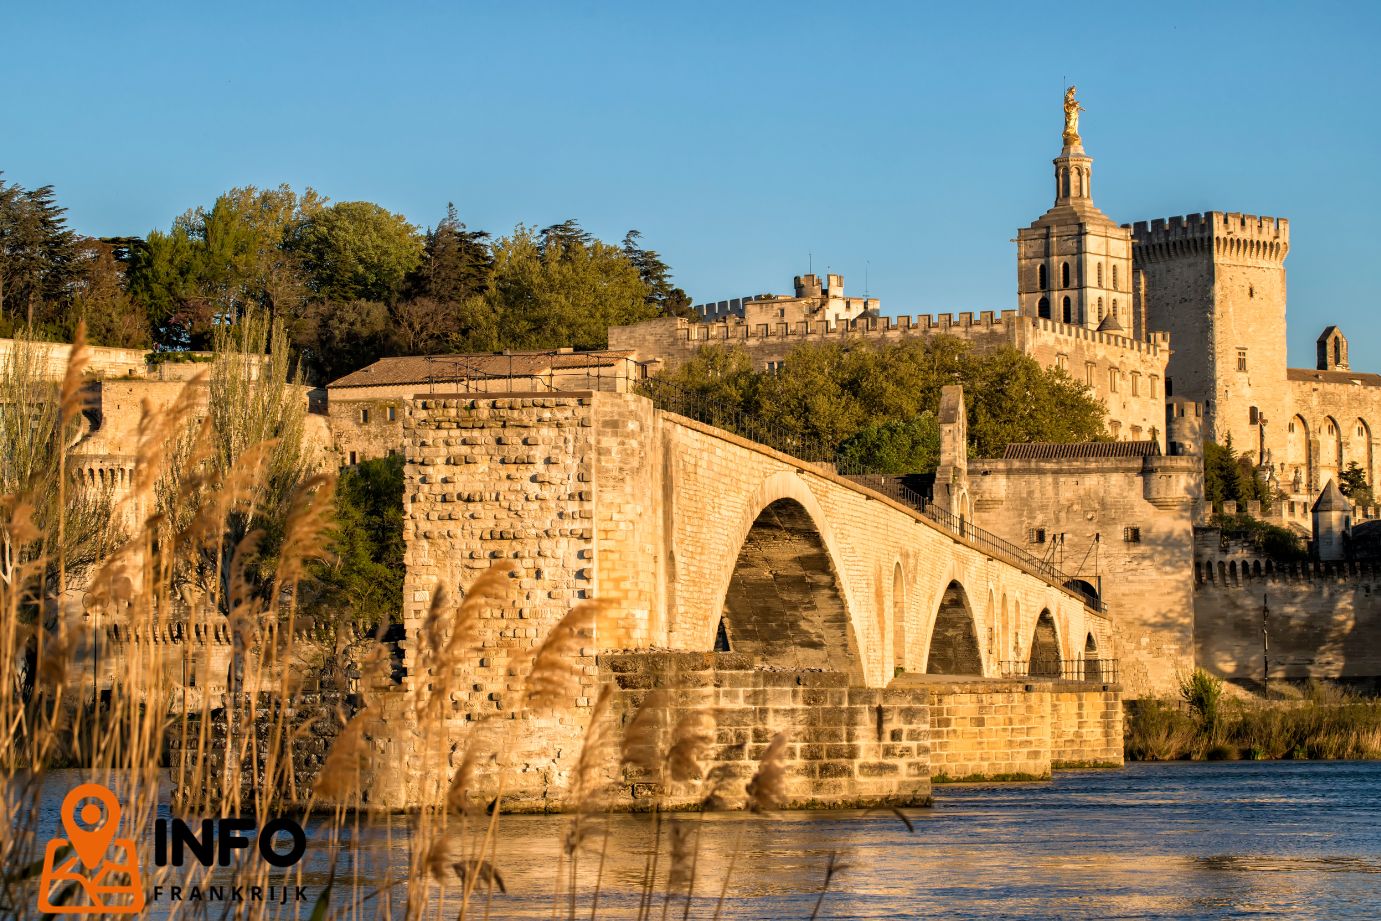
[[1017, 87, 1137, 337]]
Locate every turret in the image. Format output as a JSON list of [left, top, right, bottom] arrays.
[[1312, 479, 1352, 561]]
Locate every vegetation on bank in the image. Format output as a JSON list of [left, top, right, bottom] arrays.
[[1126, 670, 1381, 761], [647, 339, 1108, 472]]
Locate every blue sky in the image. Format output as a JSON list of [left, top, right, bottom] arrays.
[[4, 1, 1378, 368]]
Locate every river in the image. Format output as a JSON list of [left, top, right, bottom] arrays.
[[25, 761, 1381, 919]]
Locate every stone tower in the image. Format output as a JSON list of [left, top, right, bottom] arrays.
[[1312, 479, 1351, 561], [1017, 91, 1135, 334], [1127, 213, 1290, 465]]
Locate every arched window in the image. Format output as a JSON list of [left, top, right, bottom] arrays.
[[1097, 263, 1104, 287], [1112, 298, 1119, 318], [1062, 296, 1072, 324], [1038, 296, 1050, 319], [1112, 264, 1119, 290], [1061, 262, 1071, 287], [1038, 264, 1047, 290], [1097, 297, 1104, 321]]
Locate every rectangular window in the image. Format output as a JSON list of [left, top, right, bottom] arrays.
[[360, 408, 371, 424], [1056, 353, 1068, 372], [1029, 528, 1047, 544], [1237, 349, 1248, 372], [1108, 368, 1118, 392], [1086, 362, 1096, 386], [387, 405, 397, 422], [1123, 526, 1142, 543], [348, 451, 357, 465], [1150, 376, 1159, 398], [1131, 372, 1140, 396]]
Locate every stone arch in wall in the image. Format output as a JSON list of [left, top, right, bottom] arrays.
[[1038, 296, 1051, 319], [1028, 608, 1061, 677], [1353, 418, 1373, 492], [892, 561, 907, 676], [1084, 632, 1101, 681], [1286, 414, 1312, 494], [925, 580, 983, 676], [1322, 415, 1344, 487], [1063, 578, 1100, 608], [716, 497, 861, 680]]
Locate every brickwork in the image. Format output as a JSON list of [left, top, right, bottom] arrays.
[[969, 454, 1201, 697], [1194, 531, 1381, 684]]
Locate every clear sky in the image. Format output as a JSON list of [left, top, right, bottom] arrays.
[[4, 1, 1378, 368]]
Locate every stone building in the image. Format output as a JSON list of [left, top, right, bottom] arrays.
[[692, 272, 878, 324]]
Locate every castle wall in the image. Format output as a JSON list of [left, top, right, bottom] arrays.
[[1284, 372, 1381, 498], [969, 455, 1201, 697], [1193, 539, 1381, 684]]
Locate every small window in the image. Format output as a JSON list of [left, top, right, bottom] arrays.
[[360, 407, 371, 424], [1166, 377, 1173, 397], [1097, 263, 1104, 287], [1038, 264, 1048, 290], [348, 451, 357, 465], [1131, 373, 1140, 396], [1056, 353, 1068, 372], [1112, 299, 1118, 318], [1249, 407, 1259, 425], [1037, 296, 1051, 319], [387, 405, 397, 422], [1061, 262, 1070, 287], [1029, 528, 1047, 544], [1097, 297, 1104, 321], [1108, 368, 1118, 392], [1086, 362, 1096, 386], [1237, 350, 1248, 372], [1150, 376, 1159, 398], [1289, 421, 1296, 433], [1123, 527, 1142, 543], [1112, 264, 1119, 290]]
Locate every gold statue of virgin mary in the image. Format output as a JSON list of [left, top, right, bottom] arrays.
[[1063, 85, 1085, 146]]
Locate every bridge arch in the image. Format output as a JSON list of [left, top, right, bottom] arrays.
[[1028, 608, 1062, 677], [711, 474, 862, 681], [925, 580, 983, 676], [891, 561, 906, 677]]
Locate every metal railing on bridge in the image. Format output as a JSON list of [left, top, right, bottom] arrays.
[[999, 659, 1120, 683], [639, 379, 1107, 613]]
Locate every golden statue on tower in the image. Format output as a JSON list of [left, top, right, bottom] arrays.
[[1062, 85, 1085, 146]]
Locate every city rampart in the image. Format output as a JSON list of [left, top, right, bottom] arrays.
[[1193, 530, 1381, 685]]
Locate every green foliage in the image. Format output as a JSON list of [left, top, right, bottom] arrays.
[[1339, 461, 1373, 506], [651, 338, 1107, 470], [304, 454, 404, 630], [1203, 437, 1273, 511], [289, 201, 423, 304], [1212, 512, 1307, 560], [1179, 668, 1224, 733], [623, 230, 693, 318], [837, 414, 940, 474], [0, 173, 78, 336]]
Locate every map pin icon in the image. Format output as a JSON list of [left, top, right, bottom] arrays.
[[61, 783, 121, 869]]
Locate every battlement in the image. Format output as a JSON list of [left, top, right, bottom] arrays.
[[649, 309, 1167, 357], [1124, 212, 1289, 264]]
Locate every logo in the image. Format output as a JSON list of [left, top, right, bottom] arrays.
[[38, 782, 145, 914]]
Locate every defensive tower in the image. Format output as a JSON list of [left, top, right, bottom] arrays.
[[1127, 212, 1290, 465], [1017, 87, 1136, 337]]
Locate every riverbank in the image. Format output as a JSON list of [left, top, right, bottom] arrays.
[[1126, 672, 1381, 761]]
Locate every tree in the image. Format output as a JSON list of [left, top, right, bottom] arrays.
[[412, 203, 491, 303], [126, 185, 323, 349], [294, 299, 393, 384], [646, 338, 1108, 471], [289, 201, 424, 304], [1339, 461, 1373, 507], [1203, 437, 1273, 511], [0, 174, 78, 334], [460, 224, 656, 352], [623, 230, 693, 318], [302, 454, 404, 631], [68, 238, 151, 348]]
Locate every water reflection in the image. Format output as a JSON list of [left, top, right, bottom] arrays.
[[28, 761, 1381, 919]]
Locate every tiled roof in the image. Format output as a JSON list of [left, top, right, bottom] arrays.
[[1002, 441, 1161, 460], [327, 350, 636, 388], [1287, 367, 1381, 387]]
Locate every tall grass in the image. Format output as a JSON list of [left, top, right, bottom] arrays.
[[1127, 670, 1381, 762], [0, 325, 826, 920]]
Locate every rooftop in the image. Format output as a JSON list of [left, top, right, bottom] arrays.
[[1287, 367, 1381, 387], [327, 349, 637, 389], [1002, 441, 1160, 460]]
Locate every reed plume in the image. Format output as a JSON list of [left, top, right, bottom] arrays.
[[524, 599, 605, 713], [746, 732, 789, 813], [667, 709, 716, 787]]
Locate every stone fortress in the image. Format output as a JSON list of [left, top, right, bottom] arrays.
[[19, 87, 1381, 807]]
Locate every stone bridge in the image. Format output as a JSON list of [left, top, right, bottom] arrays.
[[402, 390, 1112, 690]]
